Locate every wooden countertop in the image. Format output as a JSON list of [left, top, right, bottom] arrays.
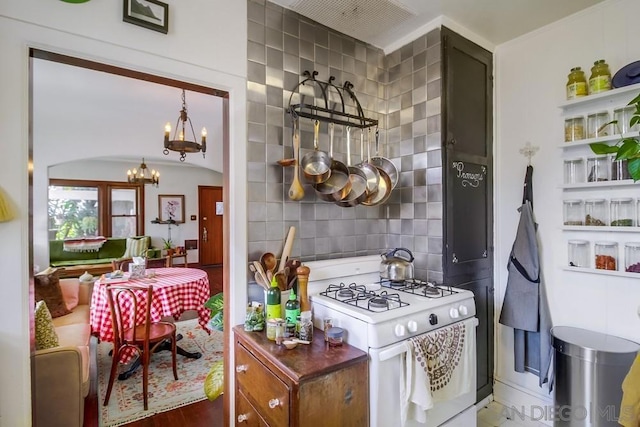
[[233, 325, 368, 382]]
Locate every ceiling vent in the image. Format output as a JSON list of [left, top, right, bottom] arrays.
[[290, 0, 416, 43]]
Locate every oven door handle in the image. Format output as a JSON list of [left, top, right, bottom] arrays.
[[378, 342, 410, 362], [377, 317, 479, 362]]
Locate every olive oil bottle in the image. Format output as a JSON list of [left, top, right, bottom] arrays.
[[266, 276, 281, 320]]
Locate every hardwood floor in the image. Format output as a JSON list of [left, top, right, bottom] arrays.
[[83, 264, 224, 427]]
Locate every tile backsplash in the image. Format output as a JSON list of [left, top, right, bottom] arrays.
[[247, 0, 443, 282]]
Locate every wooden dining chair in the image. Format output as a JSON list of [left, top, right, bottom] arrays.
[[112, 257, 170, 271], [103, 283, 178, 410]]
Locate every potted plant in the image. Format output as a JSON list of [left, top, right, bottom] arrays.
[[203, 292, 224, 401], [590, 92, 640, 181], [162, 238, 175, 256], [204, 292, 224, 331]]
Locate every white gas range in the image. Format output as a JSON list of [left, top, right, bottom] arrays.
[[306, 255, 478, 427]]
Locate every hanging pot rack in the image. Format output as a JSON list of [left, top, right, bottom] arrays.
[[287, 70, 378, 129]]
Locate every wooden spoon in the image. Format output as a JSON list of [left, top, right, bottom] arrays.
[[288, 119, 305, 200], [260, 252, 277, 275], [277, 158, 296, 167]]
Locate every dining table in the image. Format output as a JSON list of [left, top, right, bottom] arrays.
[[90, 267, 211, 377]]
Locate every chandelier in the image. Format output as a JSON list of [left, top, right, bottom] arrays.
[[127, 158, 159, 187], [163, 89, 207, 162]]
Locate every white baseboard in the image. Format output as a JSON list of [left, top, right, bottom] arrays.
[[493, 380, 555, 426]]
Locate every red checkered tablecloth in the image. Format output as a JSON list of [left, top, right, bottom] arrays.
[[90, 268, 211, 350]]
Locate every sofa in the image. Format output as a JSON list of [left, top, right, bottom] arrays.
[[49, 236, 159, 278], [33, 278, 93, 427]]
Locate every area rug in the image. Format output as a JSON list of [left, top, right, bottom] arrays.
[[97, 319, 223, 427]]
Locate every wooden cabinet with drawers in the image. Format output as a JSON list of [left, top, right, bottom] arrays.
[[233, 325, 369, 427]]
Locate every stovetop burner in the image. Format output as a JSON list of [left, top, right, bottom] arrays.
[[380, 278, 458, 298], [319, 283, 409, 312]]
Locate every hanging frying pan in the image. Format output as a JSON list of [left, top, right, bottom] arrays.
[[362, 128, 393, 206], [357, 128, 380, 199], [313, 122, 352, 202], [370, 129, 399, 190], [336, 126, 368, 207], [300, 120, 332, 184]]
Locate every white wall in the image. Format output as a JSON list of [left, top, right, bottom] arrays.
[[494, 0, 640, 413], [47, 159, 223, 267], [0, 1, 247, 425]]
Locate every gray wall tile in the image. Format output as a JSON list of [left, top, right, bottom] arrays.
[[246, 2, 442, 275]]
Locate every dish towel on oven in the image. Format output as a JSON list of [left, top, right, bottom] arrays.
[[400, 317, 476, 426]]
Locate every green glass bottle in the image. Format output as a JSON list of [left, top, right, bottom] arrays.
[[285, 288, 300, 324], [266, 276, 281, 321]]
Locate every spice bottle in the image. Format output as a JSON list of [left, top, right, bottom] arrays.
[[589, 59, 612, 94], [298, 310, 313, 342], [284, 287, 300, 325], [266, 275, 282, 321], [595, 241, 618, 270], [566, 67, 588, 100]]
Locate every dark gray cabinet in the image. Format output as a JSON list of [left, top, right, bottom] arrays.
[[441, 26, 494, 402]]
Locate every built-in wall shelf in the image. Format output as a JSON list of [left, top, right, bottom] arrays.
[[562, 226, 640, 232], [558, 82, 640, 110], [559, 85, 640, 275], [560, 180, 637, 190], [562, 266, 640, 278], [557, 133, 638, 150]]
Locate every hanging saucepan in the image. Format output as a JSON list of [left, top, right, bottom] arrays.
[[380, 248, 414, 282], [357, 128, 380, 199], [313, 122, 352, 202], [335, 126, 368, 207], [362, 128, 393, 206], [370, 128, 399, 190], [300, 120, 332, 184]]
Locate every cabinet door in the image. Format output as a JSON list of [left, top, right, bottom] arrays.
[[454, 277, 494, 403], [298, 361, 368, 427], [442, 26, 493, 280], [441, 26, 494, 403]]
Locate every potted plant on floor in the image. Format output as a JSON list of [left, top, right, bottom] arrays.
[[204, 292, 224, 331], [590, 92, 640, 181]]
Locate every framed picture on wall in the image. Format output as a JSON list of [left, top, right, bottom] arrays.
[[123, 0, 169, 34], [158, 195, 185, 223]]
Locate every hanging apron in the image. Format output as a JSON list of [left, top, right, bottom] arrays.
[[499, 165, 553, 389]]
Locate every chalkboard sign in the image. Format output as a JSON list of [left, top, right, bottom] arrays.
[[449, 160, 488, 265]]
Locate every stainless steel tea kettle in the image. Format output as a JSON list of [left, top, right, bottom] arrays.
[[380, 248, 414, 281]]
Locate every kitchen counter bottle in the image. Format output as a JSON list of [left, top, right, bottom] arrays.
[[266, 275, 282, 321], [566, 67, 587, 100], [285, 287, 300, 324], [589, 59, 612, 94]]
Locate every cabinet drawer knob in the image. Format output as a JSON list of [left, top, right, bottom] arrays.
[[237, 414, 248, 423], [235, 364, 248, 373], [268, 398, 281, 409]]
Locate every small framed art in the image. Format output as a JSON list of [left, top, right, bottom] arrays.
[[158, 195, 185, 223], [123, 0, 168, 34]]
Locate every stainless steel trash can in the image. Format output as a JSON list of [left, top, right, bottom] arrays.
[[551, 326, 640, 426]]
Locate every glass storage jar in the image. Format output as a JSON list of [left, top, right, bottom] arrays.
[[584, 198, 607, 226], [563, 199, 584, 226], [564, 158, 585, 184], [625, 243, 640, 273], [564, 116, 585, 142], [613, 105, 640, 134], [586, 155, 610, 182], [587, 111, 612, 138], [611, 157, 631, 180], [610, 198, 635, 227], [568, 239, 589, 267], [589, 59, 612, 94], [566, 67, 588, 100], [595, 241, 618, 270]]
